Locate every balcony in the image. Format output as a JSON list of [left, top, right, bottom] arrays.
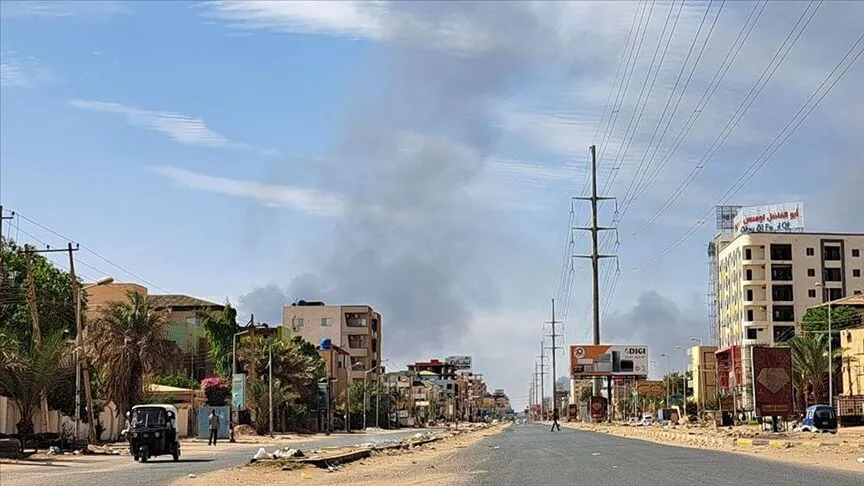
[[743, 246, 766, 262]]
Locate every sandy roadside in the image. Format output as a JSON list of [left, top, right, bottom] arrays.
[[561, 422, 864, 474], [174, 423, 512, 486]]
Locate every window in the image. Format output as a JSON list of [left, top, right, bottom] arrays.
[[745, 248, 752, 260], [853, 249, 861, 257], [854, 269, 862, 278], [773, 326, 795, 343], [772, 305, 795, 322], [808, 289, 817, 298], [371, 338, 378, 352], [745, 269, 753, 281], [771, 285, 794, 301], [770, 244, 792, 261], [348, 335, 368, 349], [807, 268, 816, 277], [746, 309, 754, 321], [824, 268, 842, 282], [321, 317, 333, 327], [185, 316, 199, 326], [292, 317, 304, 330], [828, 288, 843, 301], [806, 247, 815, 256], [746, 289, 754, 301], [345, 313, 368, 327], [746, 328, 758, 340], [771, 265, 793, 281], [823, 246, 842, 261]]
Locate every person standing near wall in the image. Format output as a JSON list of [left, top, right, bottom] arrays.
[[208, 410, 221, 446]]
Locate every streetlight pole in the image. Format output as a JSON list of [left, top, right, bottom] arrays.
[[675, 346, 687, 416], [75, 277, 113, 444], [231, 329, 250, 442], [375, 359, 389, 429], [363, 368, 375, 430], [268, 344, 274, 437], [661, 353, 672, 407], [815, 282, 834, 408]]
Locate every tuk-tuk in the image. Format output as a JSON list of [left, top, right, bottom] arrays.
[[800, 404, 838, 434], [128, 404, 181, 462]]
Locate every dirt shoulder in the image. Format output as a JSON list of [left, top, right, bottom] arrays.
[[175, 423, 511, 486], [562, 422, 864, 474]]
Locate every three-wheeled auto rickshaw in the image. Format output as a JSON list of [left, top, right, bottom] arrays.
[[128, 404, 181, 462]]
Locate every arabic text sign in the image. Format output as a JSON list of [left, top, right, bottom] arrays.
[[733, 202, 804, 235], [445, 355, 472, 370], [751, 346, 793, 417], [570, 345, 648, 377]]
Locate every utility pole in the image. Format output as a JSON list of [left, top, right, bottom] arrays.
[[573, 144, 617, 396], [546, 299, 562, 421], [538, 343, 547, 420], [0, 206, 13, 290], [68, 242, 81, 444], [24, 247, 50, 433]]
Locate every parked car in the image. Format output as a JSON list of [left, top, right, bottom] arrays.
[[799, 404, 837, 434]]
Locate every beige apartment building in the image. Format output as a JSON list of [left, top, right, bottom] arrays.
[[282, 302, 382, 383], [715, 232, 864, 409]]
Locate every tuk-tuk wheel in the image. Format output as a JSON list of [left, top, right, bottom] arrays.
[[172, 451, 179, 462], [140, 453, 148, 463], [133, 454, 139, 462]]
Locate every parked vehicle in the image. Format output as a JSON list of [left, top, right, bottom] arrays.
[[127, 404, 181, 462], [799, 404, 838, 434]]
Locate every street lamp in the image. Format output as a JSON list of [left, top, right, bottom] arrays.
[[675, 345, 687, 414], [76, 276, 113, 443], [689, 337, 703, 346], [376, 358, 390, 429], [660, 353, 672, 407], [363, 367, 376, 430], [815, 282, 834, 408]]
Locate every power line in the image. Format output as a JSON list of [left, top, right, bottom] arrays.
[[630, 0, 823, 238], [637, 29, 862, 268]]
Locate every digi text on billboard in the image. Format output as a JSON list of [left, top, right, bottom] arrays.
[[570, 344, 648, 378]]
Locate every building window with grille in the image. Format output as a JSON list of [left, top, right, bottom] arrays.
[[321, 317, 333, 327], [292, 317, 304, 330], [824, 246, 842, 261], [824, 268, 842, 282], [772, 305, 795, 322], [806, 247, 814, 256], [808, 289, 817, 298], [807, 268, 816, 277], [853, 249, 861, 257], [854, 269, 861, 278]]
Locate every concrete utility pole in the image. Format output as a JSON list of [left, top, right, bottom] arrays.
[[573, 145, 617, 396], [546, 299, 562, 420], [0, 206, 13, 289], [538, 342, 547, 420]]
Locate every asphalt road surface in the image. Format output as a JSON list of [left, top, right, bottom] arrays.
[[446, 424, 862, 486], [0, 428, 430, 486]]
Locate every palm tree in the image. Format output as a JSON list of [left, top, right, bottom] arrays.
[[86, 291, 178, 416], [0, 329, 72, 450], [198, 303, 238, 379], [788, 332, 841, 410]]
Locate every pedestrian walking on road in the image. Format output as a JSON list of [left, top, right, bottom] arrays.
[[550, 409, 561, 432], [208, 410, 221, 446]]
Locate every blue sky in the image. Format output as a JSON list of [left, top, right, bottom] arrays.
[[2, 1, 862, 410]]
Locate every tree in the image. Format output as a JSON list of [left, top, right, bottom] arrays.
[[86, 290, 179, 415], [199, 303, 238, 379], [788, 332, 841, 410], [201, 376, 231, 406], [801, 306, 861, 334], [0, 329, 72, 449], [0, 239, 77, 346]]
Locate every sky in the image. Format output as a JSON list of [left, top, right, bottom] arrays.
[[1, 1, 862, 411]]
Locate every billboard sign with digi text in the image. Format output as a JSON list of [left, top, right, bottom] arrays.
[[570, 345, 648, 378]]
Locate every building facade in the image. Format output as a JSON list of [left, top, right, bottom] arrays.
[[714, 232, 864, 410], [689, 345, 718, 411], [282, 301, 382, 383]]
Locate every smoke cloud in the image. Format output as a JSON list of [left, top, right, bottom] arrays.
[[236, 3, 570, 359]]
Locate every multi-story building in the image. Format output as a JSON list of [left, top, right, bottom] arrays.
[[689, 345, 719, 411], [84, 283, 225, 380], [282, 301, 382, 383], [714, 232, 864, 410]]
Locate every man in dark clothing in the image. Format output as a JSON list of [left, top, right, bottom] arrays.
[[208, 410, 221, 446], [550, 408, 561, 432]]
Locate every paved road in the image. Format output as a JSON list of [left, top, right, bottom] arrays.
[[0, 428, 431, 486], [446, 424, 862, 486]]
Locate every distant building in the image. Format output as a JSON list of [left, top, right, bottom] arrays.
[[282, 301, 382, 383], [689, 345, 718, 411], [319, 343, 351, 413]]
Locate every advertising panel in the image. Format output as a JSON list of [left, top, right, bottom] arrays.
[[570, 345, 648, 377], [750, 346, 794, 418], [636, 380, 666, 399], [733, 202, 804, 235], [231, 373, 246, 411], [445, 355, 472, 370]]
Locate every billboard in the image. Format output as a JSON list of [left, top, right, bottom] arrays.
[[570, 345, 648, 377], [231, 373, 246, 411], [445, 355, 472, 371], [733, 202, 804, 235], [716, 205, 743, 232], [750, 346, 793, 418], [636, 380, 666, 399]]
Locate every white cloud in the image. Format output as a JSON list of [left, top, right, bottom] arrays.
[[150, 166, 345, 217], [0, 57, 28, 87], [0, 1, 130, 19], [69, 99, 243, 149]]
